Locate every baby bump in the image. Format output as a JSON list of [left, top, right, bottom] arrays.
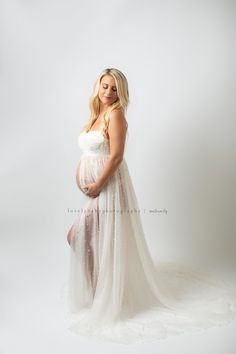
[[76, 157, 106, 191]]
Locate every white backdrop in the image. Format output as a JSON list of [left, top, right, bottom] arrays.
[[1, 1, 236, 353]]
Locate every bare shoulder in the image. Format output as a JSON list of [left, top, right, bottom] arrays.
[[108, 108, 127, 131], [107, 108, 127, 156]]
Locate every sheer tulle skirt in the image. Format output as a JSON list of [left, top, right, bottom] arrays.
[[61, 153, 236, 344]]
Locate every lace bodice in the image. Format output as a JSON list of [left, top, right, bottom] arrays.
[[78, 131, 110, 156]]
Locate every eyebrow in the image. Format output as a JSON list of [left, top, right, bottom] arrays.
[[102, 82, 117, 88]]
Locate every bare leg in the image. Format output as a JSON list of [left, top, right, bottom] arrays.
[[67, 224, 75, 246]]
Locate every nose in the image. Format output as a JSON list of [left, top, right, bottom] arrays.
[[105, 88, 113, 96]]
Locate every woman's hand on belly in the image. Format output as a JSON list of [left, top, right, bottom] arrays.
[[83, 181, 103, 198]]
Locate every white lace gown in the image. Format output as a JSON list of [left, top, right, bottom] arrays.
[[62, 129, 236, 344]]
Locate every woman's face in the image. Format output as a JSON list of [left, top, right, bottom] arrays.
[[98, 74, 118, 108]]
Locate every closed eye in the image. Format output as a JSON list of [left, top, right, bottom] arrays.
[[102, 84, 117, 91]]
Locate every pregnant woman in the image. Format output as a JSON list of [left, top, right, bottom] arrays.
[[64, 68, 236, 344]]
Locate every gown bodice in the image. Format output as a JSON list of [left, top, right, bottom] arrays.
[[78, 131, 110, 156]]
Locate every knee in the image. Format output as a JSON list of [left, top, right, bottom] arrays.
[[67, 225, 74, 245]]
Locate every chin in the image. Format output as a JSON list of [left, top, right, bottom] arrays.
[[101, 100, 114, 106]]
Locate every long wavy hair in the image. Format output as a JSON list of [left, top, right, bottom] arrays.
[[82, 68, 129, 138]]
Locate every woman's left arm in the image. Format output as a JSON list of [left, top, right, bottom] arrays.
[[84, 108, 127, 198]]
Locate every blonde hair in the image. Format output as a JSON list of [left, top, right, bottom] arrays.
[[82, 68, 129, 138]]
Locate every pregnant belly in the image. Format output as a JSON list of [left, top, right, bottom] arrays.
[[76, 156, 108, 192]]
